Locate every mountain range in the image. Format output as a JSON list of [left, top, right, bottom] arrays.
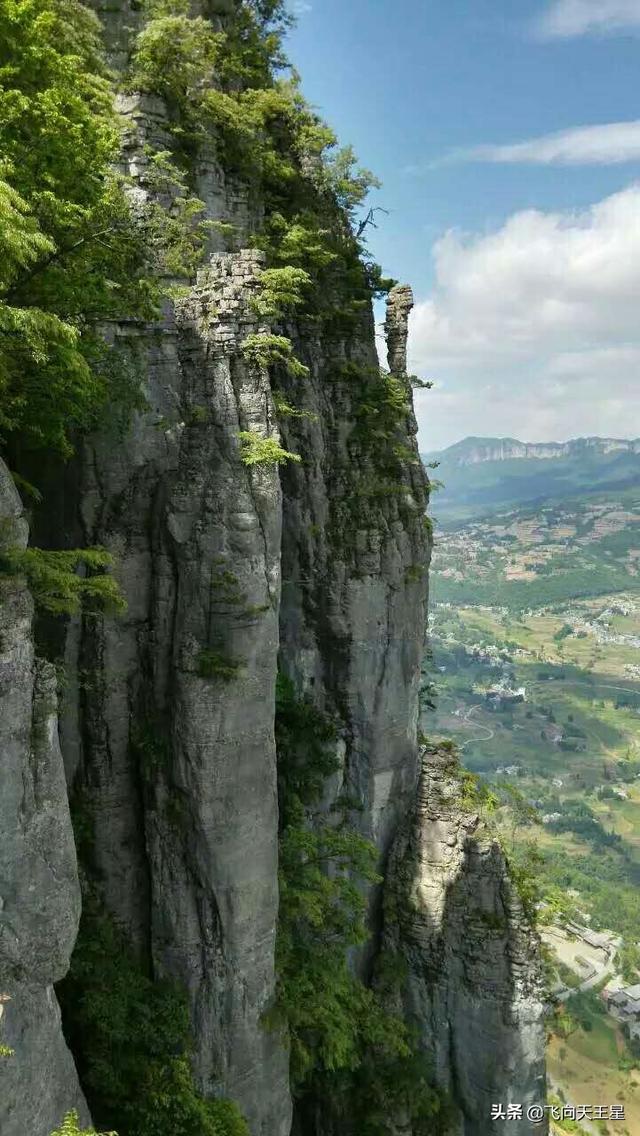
[[423, 435, 640, 522]]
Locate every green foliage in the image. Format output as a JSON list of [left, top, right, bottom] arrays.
[[241, 332, 308, 377], [273, 676, 446, 1130], [432, 556, 634, 614], [251, 266, 311, 319], [0, 0, 208, 458], [131, 3, 222, 108], [275, 674, 339, 823], [58, 900, 248, 1136], [254, 212, 339, 273], [503, 840, 544, 922], [458, 769, 499, 815], [49, 1112, 115, 1136], [617, 941, 640, 984], [346, 365, 422, 499], [324, 1049, 448, 1136], [129, 0, 389, 336], [554, 623, 573, 643], [350, 365, 409, 445], [404, 563, 424, 583], [321, 144, 380, 218], [0, 546, 125, 615], [324, 362, 425, 546], [275, 802, 387, 1086], [0, 0, 135, 452], [546, 1095, 592, 1136], [272, 393, 317, 421], [138, 148, 212, 279], [196, 649, 243, 681], [238, 430, 300, 466]]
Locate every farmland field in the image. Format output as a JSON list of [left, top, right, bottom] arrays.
[[423, 482, 640, 1133]]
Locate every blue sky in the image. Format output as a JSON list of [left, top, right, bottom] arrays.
[[285, 0, 640, 449]]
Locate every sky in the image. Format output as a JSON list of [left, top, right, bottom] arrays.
[[285, 0, 640, 451]]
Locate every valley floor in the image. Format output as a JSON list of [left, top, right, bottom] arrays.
[[423, 487, 640, 1136]]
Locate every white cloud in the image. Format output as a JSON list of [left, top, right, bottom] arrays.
[[538, 0, 640, 38], [456, 121, 640, 166], [409, 186, 640, 450]]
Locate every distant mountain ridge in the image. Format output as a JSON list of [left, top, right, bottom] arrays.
[[422, 435, 640, 524], [425, 435, 640, 468]]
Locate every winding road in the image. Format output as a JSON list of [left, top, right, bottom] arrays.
[[458, 704, 495, 752]]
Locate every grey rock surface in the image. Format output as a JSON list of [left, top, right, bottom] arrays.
[[384, 284, 414, 377], [0, 458, 88, 1136], [383, 743, 548, 1136], [277, 292, 430, 864], [67, 252, 291, 1135]]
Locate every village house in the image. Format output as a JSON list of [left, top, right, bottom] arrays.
[[604, 984, 640, 1023]]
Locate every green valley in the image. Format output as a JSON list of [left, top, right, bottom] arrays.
[[423, 438, 640, 1135]]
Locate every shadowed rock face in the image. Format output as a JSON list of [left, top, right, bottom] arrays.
[[0, 458, 88, 1136], [383, 744, 548, 1136]]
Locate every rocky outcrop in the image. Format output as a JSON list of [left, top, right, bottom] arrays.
[[0, 459, 88, 1135], [383, 743, 548, 1136], [384, 284, 414, 377]]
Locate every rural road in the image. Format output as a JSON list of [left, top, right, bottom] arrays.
[[458, 704, 495, 751], [556, 957, 617, 1001]]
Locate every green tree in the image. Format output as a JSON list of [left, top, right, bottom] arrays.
[[617, 942, 640, 985], [50, 1113, 115, 1136], [0, 0, 205, 458], [58, 899, 248, 1136], [272, 677, 447, 1132]]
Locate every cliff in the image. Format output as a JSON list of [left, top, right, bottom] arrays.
[[382, 744, 547, 1136], [0, 3, 547, 1134]]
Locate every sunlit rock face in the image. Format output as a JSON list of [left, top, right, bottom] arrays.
[[383, 743, 548, 1136]]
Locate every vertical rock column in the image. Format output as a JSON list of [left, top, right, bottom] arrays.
[[151, 251, 291, 1133], [0, 459, 89, 1136], [383, 744, 548, 1136], [384, 284, 414, 377], [74, 252, 291, 1135]]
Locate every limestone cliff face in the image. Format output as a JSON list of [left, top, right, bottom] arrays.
[[64, 249, 292, 1134], [0, 460, 89, 1136], [0, 3, 547, 1133], [382, 744, 548, 1136]]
